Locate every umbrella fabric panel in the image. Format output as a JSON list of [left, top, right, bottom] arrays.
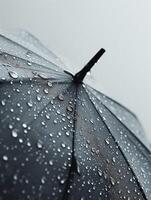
[[87, 85, 146, 139], [8, 30, 66, 69], [66, 86, 145, 200], [0, 32, 63, 72], [87, 88, 151, 199], [0, 80, 76, 199]]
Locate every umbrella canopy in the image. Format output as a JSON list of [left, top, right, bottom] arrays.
[[0, 30, 151, 200]]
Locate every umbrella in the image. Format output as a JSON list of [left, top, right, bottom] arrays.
[[0, 30, 151, 200]]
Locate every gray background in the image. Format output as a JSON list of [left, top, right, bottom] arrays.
[[0, 0, 151, 141]]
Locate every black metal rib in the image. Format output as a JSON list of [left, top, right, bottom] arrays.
[[0, 51, 68, 77], [84, 89, 147, 200], [88, 85, 139, 121], [61, 85, 78, 200]]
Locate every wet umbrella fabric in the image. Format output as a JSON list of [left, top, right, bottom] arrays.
[[0, 30, 151, 200]]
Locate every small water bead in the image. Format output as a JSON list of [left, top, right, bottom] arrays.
[[58, 94, 64, 101], [61, 143, 66, 148], [8, 124, 13, 129], [37, 140, 43, 149], [13, 174, 18, 180], [65, 131, 70, 136], [110, 176, 116, 186], [1, 100, 6, 106], [8, 71, 18, 79], [43, 88, 49, 94], [41, 176, 46, 184], [27, 61, 32, 66], [27, 101, 33, 108], [3, 155, 8, 161], [49, 160, 53, 166], [60, 179, 66, 184], [105, 138, 110, 145], [98, 169, 103, 177], [22, 123, 27, 128], [45, 114, 50, 120], [66, 105, 73, 112], [36, 95, 41, 102], [12, 129, 18, 138], [47, 81, 52, 87]]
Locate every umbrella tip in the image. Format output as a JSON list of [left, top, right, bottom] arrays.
[[74, 48, 105, 83]]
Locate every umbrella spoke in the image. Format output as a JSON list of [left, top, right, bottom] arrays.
[[0, 51, 69, 77]]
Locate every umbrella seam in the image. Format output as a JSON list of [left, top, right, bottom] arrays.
[[61, 84, 78, 200]]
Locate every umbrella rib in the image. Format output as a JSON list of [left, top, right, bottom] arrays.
[[84, 89, 148, 200], [87, 85, 138, 120], [86, 85, 151, 159], [88, 87, 151, 161], [0, 34, 64, 72], [0, 52, 69, 77], [61, 85, 78, 200], [102, 104, 151, 162], [0, 78, 71, 85]]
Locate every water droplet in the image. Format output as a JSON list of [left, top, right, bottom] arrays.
[[13, 174, 18, 180], [65, 131, 70, 136], [49, 160, 53, 166], [58, 94, 64, 101], [37, 140, 43, 149], [8, 71, 18, 79], [41, 176, 46, 184], [26, 50, 32, 58], [60, 179, 66, 184], [36, 95, 41, 102], [110, 176, 116, 186], [27, 101, 33, 108], [1, 100, 6, 106], [27, 61, 32, 66], [67, 105, 73, 112], [22, 123, 27, 128], [3, 155, 8, 161], [47, 81, 52, 87], [61, 143, 66, 148], [45, 114, 50, 120], [12, 129, 18, 138], [43, 88, 49, 94], [112, 157, 116, 163], [105, 138, 110, 145], [98, 169, 102, 177]]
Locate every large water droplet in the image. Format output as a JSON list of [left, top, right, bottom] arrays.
[[3, 155, 8, 161], [8, 71, 18, 79]]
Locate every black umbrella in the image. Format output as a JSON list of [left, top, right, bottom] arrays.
[[0, 30, 151, 200]]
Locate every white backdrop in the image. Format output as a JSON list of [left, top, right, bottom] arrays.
[[0, 0, 151, 141]]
